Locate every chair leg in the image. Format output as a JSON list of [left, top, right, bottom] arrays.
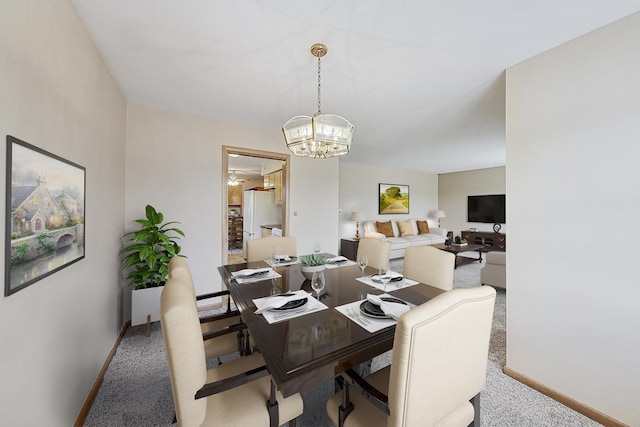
[[338, 381, 354, 427], [237, 330, 245, 355], [468, 392, 480, 427], [266, 379, 279, 427], [243, 330, 253, 356]]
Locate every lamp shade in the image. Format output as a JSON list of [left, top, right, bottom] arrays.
[[349, 211, 365, 221], [435, 210, 446, 219]]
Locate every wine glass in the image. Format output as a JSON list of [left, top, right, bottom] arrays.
[[378, 262, 392, 292], [357, 254, 368, 277], [310, 271, 326, 300], [269, 278, 281, 296], [272, 246, 281, 264]]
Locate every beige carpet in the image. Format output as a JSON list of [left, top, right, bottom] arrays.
[[84, 260, 601, 426]]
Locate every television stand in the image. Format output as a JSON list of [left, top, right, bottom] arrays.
[[460, 231, 506, 252]]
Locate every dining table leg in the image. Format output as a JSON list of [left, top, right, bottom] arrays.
[[267, 379, 279, 427]]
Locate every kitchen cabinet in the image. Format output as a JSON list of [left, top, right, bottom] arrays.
[[263, 173, 275, 189], [260, 224, 281, 238], [263, 169, 283, 205], [228, 185, 243, 206], [274, 170, 283, 205]]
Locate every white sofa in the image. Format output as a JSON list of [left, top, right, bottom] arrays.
[[480, 251, 506, 289], [363, 219, 447, 259]]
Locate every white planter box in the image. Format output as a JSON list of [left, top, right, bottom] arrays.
[[300, 264, 327, 280], [131, 286, 164, 328]]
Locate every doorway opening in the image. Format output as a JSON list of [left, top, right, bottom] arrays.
[[222, 146, 289, 265]]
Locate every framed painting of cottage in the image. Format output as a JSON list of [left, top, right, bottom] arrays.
[[378, 183, 409, 214], [5, 136, 86, 296]]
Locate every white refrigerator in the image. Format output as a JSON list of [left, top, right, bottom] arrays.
[[243, 190, 282, 245]]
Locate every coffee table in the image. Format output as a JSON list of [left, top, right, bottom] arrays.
[[432, 243, 485, 268]]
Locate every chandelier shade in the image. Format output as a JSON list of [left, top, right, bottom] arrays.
[[282, 114, 354, 158], [282, 44, 354, 159]]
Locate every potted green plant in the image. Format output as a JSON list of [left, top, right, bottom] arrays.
[[299, 253, 327, 280], [120, 204, 185, 329]]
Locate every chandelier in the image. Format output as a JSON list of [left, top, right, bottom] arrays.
[[282, 43, 354, 159], [228, 171, 239, 186]]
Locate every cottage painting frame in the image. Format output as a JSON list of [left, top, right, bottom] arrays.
[[5, 136, 86, 296], [378, 183, 409, 214]]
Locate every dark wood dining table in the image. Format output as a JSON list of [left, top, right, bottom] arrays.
[[217, 256, 445, 398]]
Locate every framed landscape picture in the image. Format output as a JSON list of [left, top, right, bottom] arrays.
[[379, 183, 409, 214], [5, 136, 86, 296]]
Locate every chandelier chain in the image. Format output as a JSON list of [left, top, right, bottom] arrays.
[[316, 54, 322, 114]]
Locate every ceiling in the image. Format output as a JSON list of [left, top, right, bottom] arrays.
[[72, 1, 640, 174], [227, 154, 283, 182]]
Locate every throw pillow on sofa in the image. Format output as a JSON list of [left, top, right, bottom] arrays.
[[416, 220, 430, 234], [397, 220, 415, 236], [376, 221, 395, 238]]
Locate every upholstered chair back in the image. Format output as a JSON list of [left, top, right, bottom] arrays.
[[246, 235, 297, 263], [168, 256, 196, 299], [161, 278, 208, 427], [387, 286, 496, 427], [356, 237, 391, 270], [402, 246, 455, 291], [167, 255, 242, 359]]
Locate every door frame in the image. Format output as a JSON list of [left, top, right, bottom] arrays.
[[222, 145, 290, 265]]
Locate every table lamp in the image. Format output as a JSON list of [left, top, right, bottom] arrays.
[[435, 210, 446, 228], [349, 211, 365, 239]]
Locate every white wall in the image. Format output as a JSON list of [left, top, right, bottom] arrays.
[[338, 163, 439, 238], [506, 12, 640, 426], [125, 105, 339, 315], [0, 1, 127, 425], [438, 167, 506, 237]]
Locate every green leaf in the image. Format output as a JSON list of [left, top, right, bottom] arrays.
[[119, 243, 145, 255], [122, 254, 142, 268], [145, 205, 156, 220], [162, 226, 185, 237], [121, 204, 185, 288], [300, 254, 327, 266]]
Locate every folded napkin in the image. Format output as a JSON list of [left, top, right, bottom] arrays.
[[254, 290, 311, 314], [371, 270, 403, 281], [326, 256, 348, 263], [231, 268, 271, 279], [367, 294, 411, 320]]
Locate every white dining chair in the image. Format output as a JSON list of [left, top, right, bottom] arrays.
[[402, 245, 455, 291], [356, 237, 391, 271], [326, 286, 496, 427], [246, 235, 297, 263], [168, 256, 246, 359], [161, 277, 304, 427]]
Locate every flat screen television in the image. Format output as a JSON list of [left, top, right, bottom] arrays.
[[467, 194, 505, 224]]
